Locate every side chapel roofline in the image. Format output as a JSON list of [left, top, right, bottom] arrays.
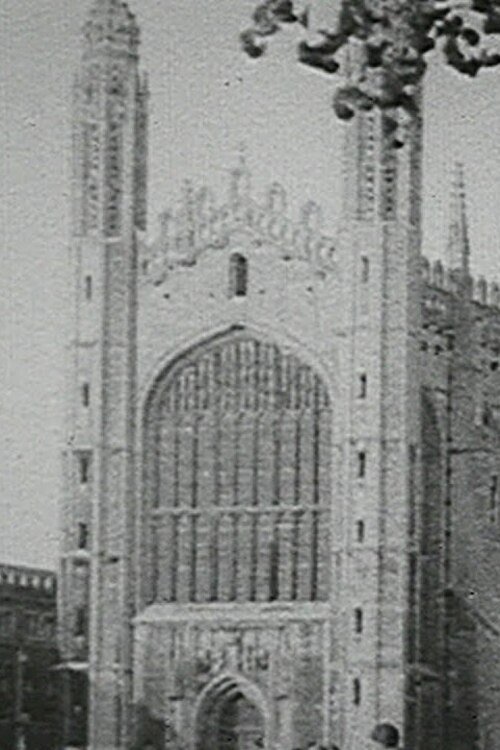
[[421, 255, 500, 311]]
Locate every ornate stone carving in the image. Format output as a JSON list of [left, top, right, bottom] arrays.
[[80, 65, 102, 233], [144, 163, 336, 284], [134, 73, 149, 231], [147, 621, 326, 697], [357, 112, 376, 221]]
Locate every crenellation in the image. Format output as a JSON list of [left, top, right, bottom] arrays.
[[0, 564, 56, 595]]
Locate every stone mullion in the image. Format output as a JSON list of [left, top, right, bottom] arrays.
[[250, 413, 260, 601], [310, 380, 322, 600], [217, 513, 234, 602], [279, 411, 297, 601], [195, 412, 214, 602], [296, 508, 313, 602], [159, 408, 176, 510], [316, 509, 331, 601], [176, 512, 191, 604], [256, 410, 274, 601], [298, 407, 315, 600], [278, 511, 294, 602], [230, 412, 243, 601], [318, 395, 332, 600], [236, 413, 254, 600], [210, 351, 222, 601], [177, 377, 195, 601], [165, 405, 179, 601], [190, 404, 200, 601], [256, 514, 273, 602], [157, 514, 174, 603]]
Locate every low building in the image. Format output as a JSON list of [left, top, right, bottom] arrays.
[[0, 563, 59, 749]]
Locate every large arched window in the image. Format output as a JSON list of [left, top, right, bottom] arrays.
[[143, 330, 332, 604]]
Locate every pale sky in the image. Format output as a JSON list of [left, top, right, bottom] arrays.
[[2, 0, 500, 569]]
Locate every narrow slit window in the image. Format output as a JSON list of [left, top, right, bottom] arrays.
[[354, 607, 363, 634], [229, 253, 248, 297], [358, 451, 366, 478], [490, 474, 498, 523], [82, 383, 90, 407], [78, 523, 88, 550], [359, 374, 367, 399], [353, 678, 361, 706], [79, 455, 90, 485], [74, 608, 86, 637], [356, 520, 365, 543], [361, 256, 369, 283], [84, 275, 92, 301], [269, 539, 279, 601]]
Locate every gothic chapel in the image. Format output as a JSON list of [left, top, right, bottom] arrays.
[[59, 1, 500, 749]]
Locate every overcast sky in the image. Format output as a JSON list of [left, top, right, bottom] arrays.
[[2, 0, 500, 569]]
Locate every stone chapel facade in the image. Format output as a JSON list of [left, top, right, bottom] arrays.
[[58, 1, 500, 749]]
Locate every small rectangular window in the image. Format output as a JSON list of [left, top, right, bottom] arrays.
[[358, 451, 366, 478], [356, 520, 365, 543], [79, 455, 90, 485], [353, 678, 361, 706], [361, 256, 369, 283], [82, 383, 90, 407], [74, 608, 86, 637], [269, 539, 279, 602], [85, 275, 92, 301], [229, 253, 248, 298], [355, 607, 363, 634], [78, 523, 88, 550], [490, 474, 498, 523], [359, 374, 367, 399]]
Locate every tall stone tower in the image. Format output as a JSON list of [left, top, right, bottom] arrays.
[[336, 45, 423, 747], [59, 0, 148, 746]]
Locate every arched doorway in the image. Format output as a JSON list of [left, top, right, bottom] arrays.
[[196, 679, 265, 750], [217, 693, 264, 750]]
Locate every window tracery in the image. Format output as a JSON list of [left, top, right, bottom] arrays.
[[144, 333, 332, 604]]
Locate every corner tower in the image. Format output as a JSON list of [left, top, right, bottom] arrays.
[[59, 1, 148, 747], [337, 42, 424, 748]]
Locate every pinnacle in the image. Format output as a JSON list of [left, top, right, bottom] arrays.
[[84, 0, 139, 53]]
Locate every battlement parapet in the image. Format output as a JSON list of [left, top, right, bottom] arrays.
[[0, 563, 56, 596], [143, 164, 336, 286]]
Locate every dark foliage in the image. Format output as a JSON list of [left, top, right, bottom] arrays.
[[241, 0, 500, 137]]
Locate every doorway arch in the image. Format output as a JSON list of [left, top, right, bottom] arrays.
[[195, 674, 267, 750]]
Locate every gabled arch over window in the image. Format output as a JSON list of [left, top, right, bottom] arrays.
[[229, 253, 248, 297]]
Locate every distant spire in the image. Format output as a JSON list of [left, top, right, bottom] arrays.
[[447, 161, 470, 274]]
